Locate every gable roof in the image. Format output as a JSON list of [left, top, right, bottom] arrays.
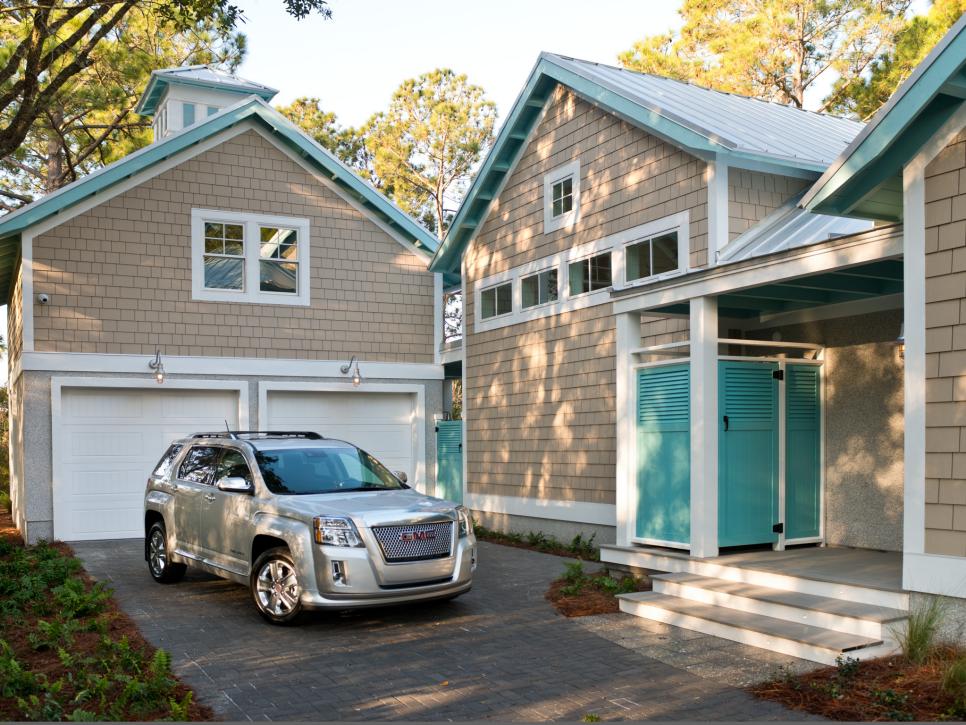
[[136, 65, 279, 116], [430, 52, 864, 275], [801, 14, 966, 221], [0, 96, 439, 301]]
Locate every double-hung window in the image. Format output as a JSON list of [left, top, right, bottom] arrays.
[[569, 252, 612, 296], [625, 231, 680, 283], [480, 282, 512, 320], [522, 268, 558, 308], [192, 209, 310, 305]]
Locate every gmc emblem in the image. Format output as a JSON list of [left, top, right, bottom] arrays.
[[400, 529, 436, 542]]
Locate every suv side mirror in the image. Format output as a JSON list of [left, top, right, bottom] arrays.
[[216, 476, 253, 494], [394, 470, 408, 484]]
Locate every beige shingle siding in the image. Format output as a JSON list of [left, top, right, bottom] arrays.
[[7, 260, 22, 366], [925, 127, 966, 557], [28, 129, 435, 361], [728, 169, 810, 241]]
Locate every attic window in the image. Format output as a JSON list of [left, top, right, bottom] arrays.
[[543, 160, 580, 233]]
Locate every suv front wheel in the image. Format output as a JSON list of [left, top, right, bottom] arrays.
[[251, 547, 303, 624], [146, 521, 186, 583]]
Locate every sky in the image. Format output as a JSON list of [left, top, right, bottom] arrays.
[[233, 0, 686, 126]]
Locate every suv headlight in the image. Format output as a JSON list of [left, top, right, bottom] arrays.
[[313, 516, 364, 547], [456, 506, 472, 538]]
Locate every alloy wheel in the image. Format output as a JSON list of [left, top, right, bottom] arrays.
[[148, 528, 167, 577], [255, 558, 300, 616]]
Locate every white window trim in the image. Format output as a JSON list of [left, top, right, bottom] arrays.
[[479, 280, 513, 321], [543, 160, 581, 233], [519, 266, 560, 311], [191, 208, 311, 306], [473, 212, 689, 334]]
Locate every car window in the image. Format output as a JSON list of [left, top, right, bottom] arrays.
[[177, 446, 220, 484], [215, 449, 254, 486], [152, 444, 183, 478], [254, 446, 404, 495]]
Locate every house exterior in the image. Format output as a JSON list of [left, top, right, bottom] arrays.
[[3, 67, 448, 543], [431, 21, 966, 662]]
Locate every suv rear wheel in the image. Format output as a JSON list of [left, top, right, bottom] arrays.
[[251, 547, 303, 624], [146, 521, 186, 583]]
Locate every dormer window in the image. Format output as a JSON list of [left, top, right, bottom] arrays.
[[543, 160, 580, 233]]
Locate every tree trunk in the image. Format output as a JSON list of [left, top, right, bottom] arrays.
[[45, 108, 65, 192]]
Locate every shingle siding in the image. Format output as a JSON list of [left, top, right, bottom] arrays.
[[925, 127, 966, 557], [728, 169, 810, 241], [27, 129, 435, 362], [7, 260, 22, 364]]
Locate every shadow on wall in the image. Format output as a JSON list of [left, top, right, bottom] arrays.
[[752, 309, 904, 551]]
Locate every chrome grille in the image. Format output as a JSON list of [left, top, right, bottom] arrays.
[[371, 521, 453, 562]]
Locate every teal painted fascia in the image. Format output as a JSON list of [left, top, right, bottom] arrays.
[[136, 72, 278, 117], [0, 98, 438, 258], [804, 17, 966, 218]]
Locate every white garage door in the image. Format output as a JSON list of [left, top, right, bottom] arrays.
[[266, 390, 416, 478], [55, 387, 240, 541]]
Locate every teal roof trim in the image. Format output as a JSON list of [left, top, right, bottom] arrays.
[[136, 66, 279, 116], [802, 15, 966, 220], [0, 98, 437, 300], [430, 53, 857, 276]]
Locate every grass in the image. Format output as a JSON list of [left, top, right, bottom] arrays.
[[473, 523, 600, 560], [545, 561, 650, 617], [0, 514, 211, 721], [896, 596, 947, 665]]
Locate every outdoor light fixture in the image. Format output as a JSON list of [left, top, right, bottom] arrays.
[[897, 323, 905, 361], [340, 355, 362, 387], [148, 349, 165, 384]]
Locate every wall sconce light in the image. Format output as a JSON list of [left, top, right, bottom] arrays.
[[340, 355, 362, 387], [897, 323, 905, 361], [148, 349, 165, 384]]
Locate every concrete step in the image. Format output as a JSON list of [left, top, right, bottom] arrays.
[[618, 592, 899, 666], [653, 572, 908, 640]]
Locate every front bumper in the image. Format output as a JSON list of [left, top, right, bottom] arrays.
[[299, 534, 477, 609]]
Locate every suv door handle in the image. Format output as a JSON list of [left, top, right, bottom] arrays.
[[203, 493, 216, 502]]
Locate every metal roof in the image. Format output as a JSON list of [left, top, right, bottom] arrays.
[[802, 13, 966, 220], [547, 55, 863, 168], [136, 65, 279, 116], [718, 193, 873, 264], [430, 52, 865, 276]]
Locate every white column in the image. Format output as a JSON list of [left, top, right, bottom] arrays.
[[433, 273, 444, 366], [615, 310, 641, 547], [902, 161, 927, 576], [690, 296, 719, 558], [706, 159, 729, 265]]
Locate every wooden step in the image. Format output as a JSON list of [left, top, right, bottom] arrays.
[[653, 572, 908, 640], [618, 592, 899, 666]]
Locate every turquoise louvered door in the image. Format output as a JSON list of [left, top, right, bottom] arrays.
[[718, 361, 780, 547], [435, 420, 463, 504], [785, 364, 821, 540], [636, 364, 691, 545]]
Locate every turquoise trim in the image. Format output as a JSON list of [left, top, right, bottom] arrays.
[[136, 68, 278, 117], [803, 15, 966, 219], [0, 97, 437, 300], [182, 102, 195, 128], [207, 106, 218, 117]]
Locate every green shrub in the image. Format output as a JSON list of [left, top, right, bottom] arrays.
[[568, 533, 597, 558], [943, 655, 966, 717], [895, 596, 947, 664], [0, 490, 10, 513]]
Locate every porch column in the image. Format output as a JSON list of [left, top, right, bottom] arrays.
[[615, 310, 641, 547], [690, 296, 719, 557]]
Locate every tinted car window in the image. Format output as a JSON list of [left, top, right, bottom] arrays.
[[177, 446, 220, 484], [152, 444, 183, 478], [254, 446, 404, 495], [215, 449, 254, 485]]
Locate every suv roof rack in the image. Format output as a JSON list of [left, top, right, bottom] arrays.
[[190, 431, 324, 440]]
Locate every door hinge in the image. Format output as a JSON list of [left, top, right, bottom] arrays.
[[772, 369, 784, 381], [772, 522, 784, 534]]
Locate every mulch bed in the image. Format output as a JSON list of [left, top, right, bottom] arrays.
[[473, 526, 599, 560], [0, 511, 213, 721], [546, 569, 651, 617], [750, 647, 965, 721]]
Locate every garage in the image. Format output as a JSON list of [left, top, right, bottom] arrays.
[[54, 386, 241, 541], [264, 389, 418, 481]]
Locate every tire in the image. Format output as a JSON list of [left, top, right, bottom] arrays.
[[251, 547, 304, 625], [146, 521, 186, 584]]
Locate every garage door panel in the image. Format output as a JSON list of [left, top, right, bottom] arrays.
[[55, 387, 239, 541]]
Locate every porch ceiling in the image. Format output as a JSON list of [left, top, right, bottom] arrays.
[[650, 259, 903, 319]]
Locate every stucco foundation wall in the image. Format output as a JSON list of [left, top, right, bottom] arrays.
[[8, 373, 25, 536], [753, 309, 904, 551], [28, 127, 435, 362], [16, 369, 442, 544], [473, 509, 616, 546], [924, 128, 966, 557]]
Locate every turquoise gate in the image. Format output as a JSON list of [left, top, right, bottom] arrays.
[[435, 420, 463, 503]]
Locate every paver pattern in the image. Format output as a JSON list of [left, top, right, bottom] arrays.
[[73, 540, 819, 721]]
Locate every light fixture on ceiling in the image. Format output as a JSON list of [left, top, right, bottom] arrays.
[[148, 349, 165, 384], [340, 355, 362, 387]]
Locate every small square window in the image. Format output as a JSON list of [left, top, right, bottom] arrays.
[[544, 161, 580, 233], [569, 253, 612, 296], [481, 282, 512, 319], [626, 232, 679, 283], [203, 222, 245, 290], [522, 269, 559, 308], [551, 177, 573, 218]]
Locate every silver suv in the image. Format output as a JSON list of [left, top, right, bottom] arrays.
[[143, 431, 476, 623]]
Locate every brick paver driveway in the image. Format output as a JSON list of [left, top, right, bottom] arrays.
[[73, 540, 807, 721]]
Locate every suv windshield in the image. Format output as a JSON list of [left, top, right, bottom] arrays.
[[254, 446, 405, 495]]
